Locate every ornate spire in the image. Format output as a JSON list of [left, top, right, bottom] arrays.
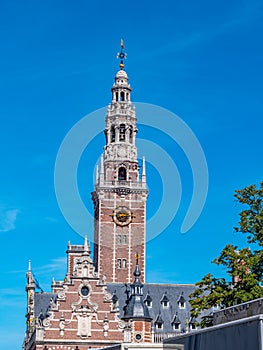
[[122, 257, 152, 321], [116, 39, 127, 70]]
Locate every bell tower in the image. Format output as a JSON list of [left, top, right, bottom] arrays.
[[92, 41, 148, 283]]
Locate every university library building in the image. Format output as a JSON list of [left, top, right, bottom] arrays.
[[23, 45, 263, 350]]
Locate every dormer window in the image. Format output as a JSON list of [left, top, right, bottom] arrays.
[[162, 300, 169, 308], [189, 317, 198, 331], [145, 300, 152, 308], [177, 293, 186, 309], [172, 313, 181, 331], [190, 322, 197, 330], [154, 314, 164, 330], [156, 322, 163, 330], [173, 322, 181, 331], [161, 292, 169, 308], [144, 292, 152, 308], [179, 301, 185, 309]]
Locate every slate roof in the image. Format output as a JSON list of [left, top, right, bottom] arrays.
[[107, 283, 197, 333], [34, 293, 57, 319], [32, 284, 198, 334]]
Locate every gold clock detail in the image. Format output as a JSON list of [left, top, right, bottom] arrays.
[[111, 206, 135, 226]]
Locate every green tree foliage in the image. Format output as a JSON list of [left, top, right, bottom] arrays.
[[190, 182, 263, 328]]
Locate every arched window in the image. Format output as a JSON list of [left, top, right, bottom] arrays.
[[122, 259, 126, 268], [117, 259, 121, 269], [118, 167, 126, 181], [120, 91, 125, 101], [129, 127, 133, 143], [111, 126, 115, 142], [119, 124, 125, 141]]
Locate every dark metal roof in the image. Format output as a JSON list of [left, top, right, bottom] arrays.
[[107, 283, 197, 333], [32, 283, 198, 334], [122, 262, 152, 321], [34, 293, 57, 319]]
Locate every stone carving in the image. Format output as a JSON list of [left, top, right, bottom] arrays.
[[42, 311, 54, 328], [103, 288, 113, 302], [76, 313, 92, 337], [104, 144, 137, 162], [114, 313, 127, 330], [103, 315, 109, 337], [49, 297, 58, 311], [58, 312, 74, 336]]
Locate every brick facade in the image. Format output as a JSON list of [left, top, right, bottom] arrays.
[[92, 66, 148, 284], [24, 243, 126, 349]]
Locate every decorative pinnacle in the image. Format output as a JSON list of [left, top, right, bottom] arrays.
[[142, 156, 146, 183], [135, 251, 141, 265], [116, 39, 127, 70], [28, 259, 31, 272]]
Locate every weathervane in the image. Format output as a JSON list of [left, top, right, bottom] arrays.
[[135, 250, 141, 265], [117, 39, 127, 70]]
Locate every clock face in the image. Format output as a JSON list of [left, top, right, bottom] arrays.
[[112, 206, 133, 226], [118, 147, 126, 157]]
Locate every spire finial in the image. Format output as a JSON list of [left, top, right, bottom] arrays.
[[28, 259, 31, 272], [84, 235, 88, 247], [117, 39, 127, 70], [135, 251, 140, 266], [134, 251, 141, 279]]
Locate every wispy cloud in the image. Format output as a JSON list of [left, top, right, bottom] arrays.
[[44, 216, 59, 223], [8, 256, 67, 275], [133, 1, 262, 64], [0, 288, 25, 309], [0, 208, 20, 232], [33, 256, 67, 275]]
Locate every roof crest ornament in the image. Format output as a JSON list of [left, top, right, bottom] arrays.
[[116, 39, 127, 70]]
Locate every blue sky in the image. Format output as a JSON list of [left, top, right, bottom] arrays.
[[0, 0, 263, 348]]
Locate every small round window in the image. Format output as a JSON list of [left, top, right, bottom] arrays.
[[81, 286, 89, 297], [135, 333, 142, 341]]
